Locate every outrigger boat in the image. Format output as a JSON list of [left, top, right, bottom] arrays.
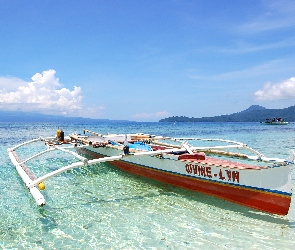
[[260, 118, 289, 125], [7, 129, 294, 215]]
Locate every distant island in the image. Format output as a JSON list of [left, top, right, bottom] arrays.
[[159, 105, 295, 122], [0, 110, 131, 123]]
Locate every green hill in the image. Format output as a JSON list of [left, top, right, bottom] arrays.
[[159, 105, 295, 122]]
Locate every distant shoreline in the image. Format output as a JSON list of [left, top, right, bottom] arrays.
[[159, 105, 295, 122]]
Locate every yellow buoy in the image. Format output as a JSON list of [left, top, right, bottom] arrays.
[[56, 129, 61, 138], [38, 182, 46, 190]]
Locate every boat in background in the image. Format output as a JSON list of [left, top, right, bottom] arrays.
[[260, 118, 289, 125], [7, 128, 294, 215]]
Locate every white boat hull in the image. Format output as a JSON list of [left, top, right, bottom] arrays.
[[79, 145, 293, 215]]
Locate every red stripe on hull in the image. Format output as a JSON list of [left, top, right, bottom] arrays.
[[82, 149, 291, 215]]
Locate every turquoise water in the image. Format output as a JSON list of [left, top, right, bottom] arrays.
[[0, 122, 294, 249]]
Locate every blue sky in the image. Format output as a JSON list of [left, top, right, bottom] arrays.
[[0, 0, 295, 121]]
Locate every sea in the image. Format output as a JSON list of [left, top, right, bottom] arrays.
[[0, 122, 294, 249]]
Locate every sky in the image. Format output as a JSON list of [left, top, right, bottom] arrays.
[[0, 0, 295, 122]]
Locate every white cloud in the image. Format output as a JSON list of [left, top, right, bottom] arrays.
[[0, 69, 83, 116], [254, 77, 295, 101], [0, 76, 28, 91]]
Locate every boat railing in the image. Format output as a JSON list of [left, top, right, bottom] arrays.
[[81, 129, 294, 163]]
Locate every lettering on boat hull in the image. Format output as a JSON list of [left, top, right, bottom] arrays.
[[185, 163, 240, 183]]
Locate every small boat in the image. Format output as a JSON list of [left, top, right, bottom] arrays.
[[7, 129, 294, 215], [260, 118, 289, 125]]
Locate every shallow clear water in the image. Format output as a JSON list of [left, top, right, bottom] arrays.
[[0, 122, 294, 249]]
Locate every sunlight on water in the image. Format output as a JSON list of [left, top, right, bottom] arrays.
[[0, 122, 294, 249]]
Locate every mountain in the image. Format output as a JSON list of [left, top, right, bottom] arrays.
[[240, 105, 266, 112], [0, 110, 131, 123], [159, 105, 295, 122]]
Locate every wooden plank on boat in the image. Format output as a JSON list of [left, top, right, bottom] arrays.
[[130, 134, 151, 140], [69, 134, 92, 145], [178, 153, 206, 161], [203, 149, 248, 158], [83, 129, 103, 136], [204, 157, 269, 169]]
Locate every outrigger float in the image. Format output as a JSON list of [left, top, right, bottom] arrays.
[[7, 129, 294, 215]]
